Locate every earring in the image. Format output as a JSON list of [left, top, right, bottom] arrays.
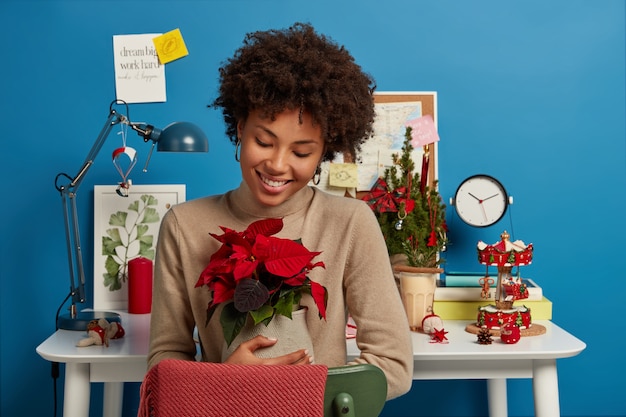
[[312, 165, 321, 185], [234, 139, 241, 162]]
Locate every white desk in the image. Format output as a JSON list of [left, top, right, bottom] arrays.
[[37, 312, 585, 417]]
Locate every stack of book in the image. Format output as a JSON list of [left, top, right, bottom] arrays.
[[433, 273, 552, 320]]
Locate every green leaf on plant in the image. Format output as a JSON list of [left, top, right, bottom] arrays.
[[220, 302, 247, 347], [139, 247, 155, 260], [103, 255, 123, 291], [249, 304, 274, 325], [138, 234, 154, 247], [141, 194, 158, 207], [273, 291, 296, 318], [105, 227, 122, 243], [103, 272, 121, 291], [136, 224, 149, 239], [102, 236, 120, 255], [109, 211, 128, 227], [128, 200, 140, 213], [142, 207, 160, 224]]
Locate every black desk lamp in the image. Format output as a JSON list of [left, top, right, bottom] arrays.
[[54, 100, 208, 330]]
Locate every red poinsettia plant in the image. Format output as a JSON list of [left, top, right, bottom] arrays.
[[195, 218, 327, 346]]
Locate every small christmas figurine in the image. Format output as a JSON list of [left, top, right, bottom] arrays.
[[422, 313, 448, 343], [479, 276, 494, 299], [500, 322, 521, 344], [476, 327, 493, 345], [76, 318, 125, 347], [421, 313, 444, 334]]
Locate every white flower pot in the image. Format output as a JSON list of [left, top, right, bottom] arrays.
[[399, 270, 438, 331], [221, 307, 314, 360]]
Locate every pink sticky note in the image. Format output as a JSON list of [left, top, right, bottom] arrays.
[[406, 115, 440, 148]]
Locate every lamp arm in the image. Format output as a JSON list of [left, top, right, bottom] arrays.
[[55, 108, 125, 317], [70, 110, 124, 190], [129, 123, 158, 172], [129, 122, 155, 142], [60, 190, 85, 310]]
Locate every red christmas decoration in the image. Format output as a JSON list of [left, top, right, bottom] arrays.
[[500, 322, 521, 344], [430, 328, 449, 344], [362, 177, 415, 214]]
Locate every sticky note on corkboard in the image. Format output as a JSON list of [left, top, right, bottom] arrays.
[[329, 163, 358, 188]]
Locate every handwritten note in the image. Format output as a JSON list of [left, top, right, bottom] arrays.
[[153, 28, 189, 64], [329, 163, 358, 188], [406, 115, 440, 148], [113, 34, 166, 104]]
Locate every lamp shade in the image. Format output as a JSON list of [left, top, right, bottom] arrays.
[[154, 122, 209, 152]]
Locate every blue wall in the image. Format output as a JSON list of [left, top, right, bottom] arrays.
[[2, 1, 624, 416]]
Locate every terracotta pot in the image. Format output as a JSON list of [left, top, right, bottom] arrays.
[[221, 307, 314, 360], [397, 267, 441, 331]]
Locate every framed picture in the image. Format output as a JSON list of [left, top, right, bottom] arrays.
[[93, 184, 186, 310]]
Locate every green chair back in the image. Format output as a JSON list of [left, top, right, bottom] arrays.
[[324, 364, 387, 417]]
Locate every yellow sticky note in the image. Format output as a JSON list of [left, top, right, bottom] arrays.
[[153, 28, 189, 64], [329, 163, 358, 188]]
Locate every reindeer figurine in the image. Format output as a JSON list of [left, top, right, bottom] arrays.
[[479, 276, 495, 299]]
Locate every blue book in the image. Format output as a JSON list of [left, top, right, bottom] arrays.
[[436, 276, 542, 301], [443, 272, 486, 287]]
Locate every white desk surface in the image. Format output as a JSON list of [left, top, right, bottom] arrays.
[[36, 312, 586, 417], [37, 312, 151, 365], [399, 320, 585, 360], [37, 312, 585, 371]]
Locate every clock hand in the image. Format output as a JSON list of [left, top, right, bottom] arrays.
[[483, 193, 499, 201], [468, 192, 481, 201], [480, 202, 488, 221]]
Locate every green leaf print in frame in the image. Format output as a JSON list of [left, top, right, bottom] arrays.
[[93, 185, 186, 310]]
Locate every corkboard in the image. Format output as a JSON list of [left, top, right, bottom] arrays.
[[354, 91, 438, 198]]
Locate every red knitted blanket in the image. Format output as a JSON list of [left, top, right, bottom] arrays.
[[138, 360, 328, 417]]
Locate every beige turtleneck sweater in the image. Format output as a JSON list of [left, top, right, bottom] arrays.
[[148, 183, 413, 399]]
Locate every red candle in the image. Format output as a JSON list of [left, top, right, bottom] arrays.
[[128, 257, 153, 314]]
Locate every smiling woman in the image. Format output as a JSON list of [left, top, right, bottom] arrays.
[[237, 109, 324, 207], [146, 22, 414, 400]]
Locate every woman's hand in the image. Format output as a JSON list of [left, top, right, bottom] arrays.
[[224, 335, 313, 365]]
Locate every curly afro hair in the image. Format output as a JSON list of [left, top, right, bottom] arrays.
[[212, 22, 376, 162]]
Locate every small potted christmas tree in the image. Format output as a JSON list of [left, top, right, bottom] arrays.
[[362, 125, 447, 330], [363, 126, 447, 269]]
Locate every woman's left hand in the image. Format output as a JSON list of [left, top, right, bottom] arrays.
[[223, 335, 313, 365]]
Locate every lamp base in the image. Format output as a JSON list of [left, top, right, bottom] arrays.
[[57, 311, 122, 331]]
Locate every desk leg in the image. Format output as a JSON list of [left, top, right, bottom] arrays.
[[103, 382, 124, 417], [63, 363, 90, 417], [532, 359, 560, 417], [487, 379, 507, 417]]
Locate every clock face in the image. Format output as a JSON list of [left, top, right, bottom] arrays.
[[454, 175, 508, 227]]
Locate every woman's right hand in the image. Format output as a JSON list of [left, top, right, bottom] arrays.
[[223, 335, 313, 365]]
